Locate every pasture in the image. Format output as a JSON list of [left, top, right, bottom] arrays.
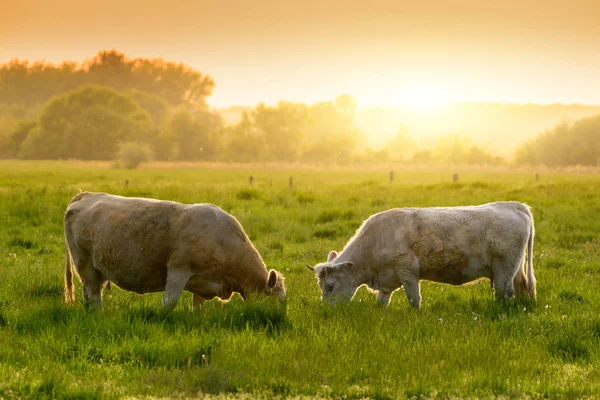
[[0, 160, 599, 399]]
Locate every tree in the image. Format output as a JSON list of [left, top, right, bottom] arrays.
[[433, 134, 502, 165], [384, 124, 418, 162], [18, 85, 155, 160], [303, 96, 364, 163], [127, 89, 170, 126], [0, 50, 215, 108], [1, 120, 37, 158], [166, 107, 223, 160], [223, 112, 266, 162], [251, 102, 309, 161], [515, 114, 600, 166]]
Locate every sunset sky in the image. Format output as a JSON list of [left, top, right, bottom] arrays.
[[2, 0, 599, 108]]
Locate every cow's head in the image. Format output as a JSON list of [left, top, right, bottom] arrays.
[[306, 251, 357, 305], [266, 269, 287, 299]]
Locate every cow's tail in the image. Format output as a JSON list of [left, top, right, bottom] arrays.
[[526, 208, 537, 298], [65, 245, 75, 304]]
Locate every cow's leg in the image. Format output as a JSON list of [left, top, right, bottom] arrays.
[[492, 267, 515, 301], [492, 258, 517, 301], [513, 261, 529, 298], [78, 263, 103, 309], [163, 268, 193, 311], [70, 249, 103, 309], [401, 278, 421, 309], [494, 276, 515, 301], [376, 291, 393, 307], [192, 294, 205, 311]]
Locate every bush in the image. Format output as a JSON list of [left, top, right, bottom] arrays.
[[117, 141, 154, 169]]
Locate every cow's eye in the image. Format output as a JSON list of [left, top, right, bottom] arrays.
[[327, 283, 335, 292]]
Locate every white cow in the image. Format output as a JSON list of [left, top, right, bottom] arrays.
[[307, 201, 536, 308], [64, 192, 286, 310]]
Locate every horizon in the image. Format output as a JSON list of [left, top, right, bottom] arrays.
[[2, 0, 600, 108]]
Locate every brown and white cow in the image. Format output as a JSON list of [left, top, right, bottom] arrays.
[[64, 192, 286, 310], [307, 201, 536, 308]]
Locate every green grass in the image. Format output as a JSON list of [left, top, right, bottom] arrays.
[[1, 160, 600, 398]]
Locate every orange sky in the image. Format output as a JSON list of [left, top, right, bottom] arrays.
[[1, 0, 600, 108]]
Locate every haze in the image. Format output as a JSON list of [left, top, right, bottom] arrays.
[[2, 0, 600, 108]]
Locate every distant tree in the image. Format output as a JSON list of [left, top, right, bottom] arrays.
[[18, 85, 155, 160], [0, 50, 215, 108], [335, 94, 357, 120], [220, 95, 365, 163], [303, 95, 364, 163], [223, 112, 265, 162], [515, 114, 600, 166], [410, 149, 434, 164], [0, 103, 27, 119], [126, 89, 170, 126], [433, 133, 502, 165], [384, 124, 418, 162], [166, 107, 223, 160], [252, 102, 309, 161], [0, 120, 37, 158]]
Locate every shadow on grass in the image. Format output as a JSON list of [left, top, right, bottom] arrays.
[[14, 304, 77, 334], [474, 296, 538, 320], [200, 297, 290, 334], [123, 297, 290, 334], [424, 289, 537, 320], [23, 375, 103, 400], [0, 311, 7, 328], [14, 296, 289, 337]]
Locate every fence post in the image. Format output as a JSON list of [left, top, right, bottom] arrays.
[[389, 171, 394, 184], [536, 173, 539, 182], [453, 173, 459, 182], [125, 179, 129, 188], [289, 176, 293, 191], [249, 176, 253, 186]]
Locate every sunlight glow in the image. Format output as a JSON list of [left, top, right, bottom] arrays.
[[356, 81, 455, 110], [390, 84, 451, 110]]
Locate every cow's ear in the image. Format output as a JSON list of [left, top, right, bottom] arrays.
[[268, 270, 278, 288], [327, 251, 338, 262], [306, 264, 315, 272], [337, 261, 354, 269]]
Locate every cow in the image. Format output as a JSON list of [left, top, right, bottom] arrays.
[[306, 201, 536, 309], [64, 192, 286, 310]]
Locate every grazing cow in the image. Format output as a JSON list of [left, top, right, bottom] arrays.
[[64, 192, 286, 310], [307, 201, 536, 308]]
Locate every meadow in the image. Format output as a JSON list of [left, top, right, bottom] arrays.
[[0, 160, 599, 399]]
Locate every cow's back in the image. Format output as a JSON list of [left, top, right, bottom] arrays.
[[64, 192, 183, 292], [341, 201, 532, 277], [401, 201, 529, 252]]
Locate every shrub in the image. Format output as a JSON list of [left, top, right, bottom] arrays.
[[117, 141, 154, 169]]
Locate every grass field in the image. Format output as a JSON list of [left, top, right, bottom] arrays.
[[0, 160, 599, 399]]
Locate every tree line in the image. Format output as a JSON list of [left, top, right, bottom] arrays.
[[0, 50, 598, 166], [515, 114, 600, 166], [0, 50, 214, 108]]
